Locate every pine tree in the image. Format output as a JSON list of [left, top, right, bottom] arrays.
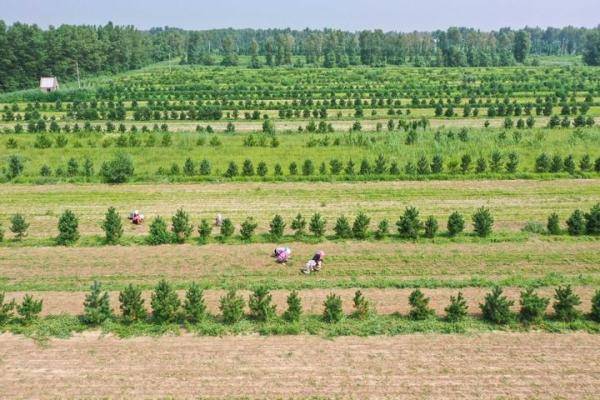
[[352, 212, 371, 239], [591, 289, 600, 322], [148, 216, 170, 245], [219, 289, 245, 324], [0, 292, 16, 325], [171, 208, 193, 243], [323, 293, 343, 323], [334, 215, 352, 239], [269, 214, 286, 240], [291, 213, 307, 237], [547, 213, 561, 235], [566, 209, 586, 236], [220, 218, 235, 238], [9, 213, 29, 240], [101, 207, 123, 244], [352, 290, 371, 319], [183, 283, 206, 323], [283, 290, 302, 322], [56, 209, 79, 245], [480, 287, 513, 324], [397, 206, 422, 239], [447, 211, 465, 236], [82, 281, 113, 325], [553, 285, 581, 322], [519, 288, 549, 324], [248, 286, 277, 322], [309, 213, 326, 238], [240, 217, 258, 241], [423, 216, 438, 238], [151, 280, 180, 323], [408, 289, 435, 320], [444, 292, 468, 322], [119, 284, 146, 324], [17, 294, 43, 323], [197, 219, 212, 243], [472, 207, 494, 237]]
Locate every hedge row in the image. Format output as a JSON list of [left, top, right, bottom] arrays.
[[2, 283, 599, 328]]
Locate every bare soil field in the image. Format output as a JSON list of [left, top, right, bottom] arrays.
[[2, 179, 598, 237], [2, 240, 599, 291], [1, 332, 599, 399], [3, 286, 597, 316]]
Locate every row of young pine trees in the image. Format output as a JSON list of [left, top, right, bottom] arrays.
[[2, 203, 599, 244], [2, 282, 599, 327]]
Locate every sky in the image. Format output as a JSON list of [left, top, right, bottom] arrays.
[[3, 0, 599, 31]]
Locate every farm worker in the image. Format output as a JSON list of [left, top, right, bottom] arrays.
[[302, 260, 317, 275], [215, 213, 223, 227], [273, 247, 291, 263], [312, 250, 325, 271], [129, 210, 144, 225]]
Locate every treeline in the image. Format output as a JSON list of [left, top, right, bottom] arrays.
[[2, 22, 600, 93], [0, 21, 178, 92]]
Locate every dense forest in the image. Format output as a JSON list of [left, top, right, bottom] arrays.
[[1, 21, 599, 92]]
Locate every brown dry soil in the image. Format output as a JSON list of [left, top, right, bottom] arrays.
[[2, 179, 599, 238], [1, 332, 599, 399], [3, 287, 598, 317], [2, 240, 600, 290]]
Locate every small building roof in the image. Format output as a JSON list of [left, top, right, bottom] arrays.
[[40, 77, 58, 88]]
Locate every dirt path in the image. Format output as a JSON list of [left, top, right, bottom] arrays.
[[0, 332, 598, 399], [4, 287, 597, 316]]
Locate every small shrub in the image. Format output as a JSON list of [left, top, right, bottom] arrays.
[[472, 207, 494, 237], [352, 290, 371, 319], [447, 211, 465, 237], [224, 161, 239, 177], [423, 216, 438, 238], [585, 203, 600, 234], [269, 214, 286, 240], [171, 208, 193, 243], [220, 218, 235, 239], [396, 206, 422, 239], [480, 287, 513, 324], [444, 292, 468, 322], [240, 217, 258, 241], [408, 289, 435, 320], [352, 212, 370, 240], [0, 292, 16, 325], [56, 209, 79, 245], [547, 213, 561, 235], [197, 219, 212, 243], [334, 215, 352, 239], [566, 209, 586, 236], [309, 213, 326, 237], [374, 219, 389, 239], [119, 284, 147, 324], [323, 293, 343, 323], [101, 207, 123, 244], [17, 294, 43, 323], [151, 279, 181, 323], [100, 152, 134, 183], [9, 213, 29, 240], [519, 288, 549, 324], [6, 154, 24, 179], [522, 221, 545, 234], [82, 281, 113, 325], [283, 290, 302, 322], [148, 216, 170, 245], [553, 285, 581, 322], [219, 289, 245, 324], [248, 286, 277, 322], [183, 283, 206, 323], [291, 213, 306, 237]]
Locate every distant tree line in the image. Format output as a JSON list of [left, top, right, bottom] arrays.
[[2, 22, 600, 92]]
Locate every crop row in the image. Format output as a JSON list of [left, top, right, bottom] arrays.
[[2, 205, 599, 245], [1, 283, 599, 330]]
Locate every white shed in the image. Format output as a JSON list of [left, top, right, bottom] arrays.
[[40, 77, 59, 92]]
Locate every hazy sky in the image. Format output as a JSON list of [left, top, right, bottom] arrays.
[[3, 0, 599, 31]]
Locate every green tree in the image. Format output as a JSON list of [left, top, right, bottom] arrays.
[[101, 207, 123, 244], [183, 283, 206, 323], [309, 213, 326, 237], [553, 285, 581, 322], [566, 209, 586, 236], [352, 290, 371, 319], [323, 293, 343, 323], [17, 294, 43, 323], [0, 292, 16, 325], [119, 284, 147, 324], [547, 213, 561, 235], [447, 211, 465, 236], [480, 287, 513, 324], [9, 213, 29, 240], [240, 217, 258, 241], [249, 286, 277, 322], [151, 279, 180, 323], [82, 281, 113, 325], [6, 154, 24, 179], [100, 152, 134, 183], [513, 30, 531, 63], [584, 203, 600, 234], [352, 211, 371, 239], [283, 290, 302, 322], [220, 218, 235, 239], [472, 207, 494, 237], [219, 289, 245, 324], [334, 215, 352, 239], [591, 289, 600, 322], [519, 288, 549, 324], [56, 209, 79, 245], [396, 206, 422, 239], [148, 216, 170, 245], [423, 215, 438, 238], [583, 29, 600, 66], [171, 208, 193, 243], [408, 289, 435, 320], [197, 219, 212, 243], [444, 292, 468, 322], [269, 214, 286, 240], [374, 219, 389, 239]]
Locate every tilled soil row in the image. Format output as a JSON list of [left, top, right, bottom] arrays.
[[0, 332, 599, 399]]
